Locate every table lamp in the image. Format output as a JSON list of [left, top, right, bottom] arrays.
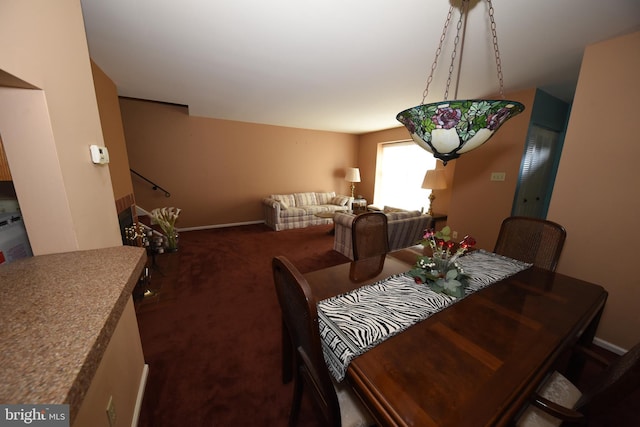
[[422, 169, 446, 215], [345, 167, 361, 198]]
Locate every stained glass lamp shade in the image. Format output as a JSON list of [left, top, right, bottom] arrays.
[[397, 99, 524, 165]]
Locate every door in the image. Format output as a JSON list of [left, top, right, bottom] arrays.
[[512, 125, 562, 218]]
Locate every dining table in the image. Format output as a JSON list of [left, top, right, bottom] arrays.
[[288, 247, 608, 427]]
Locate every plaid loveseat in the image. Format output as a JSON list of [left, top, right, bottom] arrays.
[[262, 191, 353, 231], [333, 209, 432, 259]]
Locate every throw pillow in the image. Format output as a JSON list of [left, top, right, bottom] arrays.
[[331, 195, 350, 206], [271, 194, 295, 210]]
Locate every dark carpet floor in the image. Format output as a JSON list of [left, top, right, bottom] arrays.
[[134, 223, 347, 426]]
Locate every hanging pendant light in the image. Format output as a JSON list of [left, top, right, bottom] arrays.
[[396, 0, 525, 165]]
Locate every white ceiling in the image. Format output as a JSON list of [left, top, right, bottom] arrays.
[[80, 0, 640, 134]]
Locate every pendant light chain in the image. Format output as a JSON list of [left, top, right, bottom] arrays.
[[444, 0, 468, 101], [421, 6, 454, 105], [487, 0, 505, 98], [422, 0, 507, 103]]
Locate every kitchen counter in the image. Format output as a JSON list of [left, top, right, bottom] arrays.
[[0, 245, 146, 421]]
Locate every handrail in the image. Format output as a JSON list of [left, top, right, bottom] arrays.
[[130, 169, 171, 197]]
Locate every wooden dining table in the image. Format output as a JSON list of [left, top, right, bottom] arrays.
[[296, 248, 608, 427]]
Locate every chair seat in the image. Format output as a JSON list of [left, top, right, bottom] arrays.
[[333, 378, 375, 427], [517, 371, 583, 427]]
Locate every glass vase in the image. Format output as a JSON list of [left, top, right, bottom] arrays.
[[166, 231, 179, 252]]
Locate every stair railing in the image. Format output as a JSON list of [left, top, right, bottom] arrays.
[[130, 169, 171, 197]]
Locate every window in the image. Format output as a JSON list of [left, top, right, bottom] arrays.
[[373, 140, 437, 211]]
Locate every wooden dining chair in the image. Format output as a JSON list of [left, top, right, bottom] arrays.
[[351, 212, 389, 261], [516, 342, 640, 426], [272, 256, 374, 427], [493, 216, 566, 271]]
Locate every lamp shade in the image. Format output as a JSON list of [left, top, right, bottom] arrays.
[[345, 167, 361, 183], [398, 100, 525, 165], [422, 169, 447, 190]]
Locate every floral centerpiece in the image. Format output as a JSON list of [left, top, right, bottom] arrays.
[[408, 226, 476, 298], [151, 207, 181, 251]]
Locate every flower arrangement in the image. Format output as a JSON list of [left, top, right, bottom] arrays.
[[151, 207, 181, 251], [408, 226, 476, 298]]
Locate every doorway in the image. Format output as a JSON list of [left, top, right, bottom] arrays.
[[512, 125, 562, 218], [512, 90, 570, 219]]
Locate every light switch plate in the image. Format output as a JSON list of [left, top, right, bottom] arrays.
[[490, 172, 506, 181]]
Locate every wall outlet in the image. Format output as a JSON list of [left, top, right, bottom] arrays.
[[452, 231, 458, 239], [106, 395, 116, 427], [490, 172, 506, 181]]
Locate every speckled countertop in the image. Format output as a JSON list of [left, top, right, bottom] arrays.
[[0, 246, 146, 421]]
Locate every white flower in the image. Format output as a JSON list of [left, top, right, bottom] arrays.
[[151, 207, 181, 248]]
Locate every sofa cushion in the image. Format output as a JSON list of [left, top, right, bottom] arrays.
[[303, 205, 329, 215], [271, 194, 295, 210], [331, 195, 351, 206], [385, 210, 422, 221], [383, 205, 407, 213], [315, 191, 336, 205], [294, 192, 318, 207], [280, 207, 307, 218]]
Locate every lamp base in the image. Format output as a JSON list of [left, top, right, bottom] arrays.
[[427, 194, 436, 216]]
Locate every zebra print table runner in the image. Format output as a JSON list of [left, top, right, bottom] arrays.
[[318, 250, 532, 381]]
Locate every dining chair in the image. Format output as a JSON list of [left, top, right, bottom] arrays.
[[272, 256, 374, 427], [493, 216, 566, 271], [516, 342, 640, 427], [351, 211, 389, 261]]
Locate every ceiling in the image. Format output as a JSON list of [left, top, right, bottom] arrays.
[[80, 0, 640, 134]]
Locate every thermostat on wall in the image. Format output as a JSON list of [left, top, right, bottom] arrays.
[[89, 144, 110, 164]]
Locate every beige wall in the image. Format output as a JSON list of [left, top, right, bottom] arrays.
[[446, 88, 537, 250], [120, 98, 359, 228], [547, 32, 640, 350], [0, 0, 121, 254], [91, 61, 134, 202]]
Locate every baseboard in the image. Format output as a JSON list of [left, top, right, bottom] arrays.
[[135, 204, 265, 232], [178, 220, 264, 232], [593, 337, 627, 355], [131, 363, 149, 427]]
